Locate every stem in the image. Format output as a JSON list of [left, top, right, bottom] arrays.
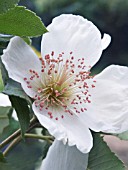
[[3, 134, 53, 156], [0, 129, 21, 149], [25, 133, 54, 141], [0, 116, 37, 149], [3, 136, 22, 157]]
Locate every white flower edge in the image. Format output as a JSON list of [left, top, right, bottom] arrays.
[[41, 14, 111, 68]]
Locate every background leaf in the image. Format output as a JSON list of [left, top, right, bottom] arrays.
[[0, 106, 12, 135], [0, 0, 19, 14], [0, 6, 47, 37], [87, 133, 125, 170], [9, 96, 30, 137]]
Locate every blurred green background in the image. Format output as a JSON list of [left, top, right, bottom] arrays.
[[19, 0, 128, 73]]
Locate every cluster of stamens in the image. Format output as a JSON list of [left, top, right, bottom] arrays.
[[23, 51, 96, 120]]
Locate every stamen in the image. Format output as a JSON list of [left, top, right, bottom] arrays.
[[24, 51, 96, 120]]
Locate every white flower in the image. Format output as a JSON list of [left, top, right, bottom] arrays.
[[2, 14, 128, 153]]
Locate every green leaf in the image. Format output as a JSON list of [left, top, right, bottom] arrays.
[[0, 162, 15, 170], [0, 106, 12, 135], [0, 70, 4, 92], [0, 6, 48, 37], [9, 96, 30, 137], [3, 79, 31, 103], [0, 152, 6, 163], [22, 37, 31, 45], [87, 133, 125, 170], [0, 0, 19, 14]]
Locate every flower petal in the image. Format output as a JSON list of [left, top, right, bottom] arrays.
[[1, 36, 42, 98], [39, 140, 88, 170], [84, 65, 128, 133], [101, 34, 111, 50], [33, 102, 93, 153], [41, 14, 111, 67]]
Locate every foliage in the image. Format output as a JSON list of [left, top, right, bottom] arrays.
[[87, 133, 125, 170], [0, 0, 20, 14]]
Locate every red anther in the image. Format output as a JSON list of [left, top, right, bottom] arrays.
[[71, 70, 74, 73], [61, 115, 64, 119], [50, 115, 53, 119], [48, 111, 52, 115], [51, 51, 54, 56], [24, 77, 27, 81], [71, 56, 74, 60], [70, 51, 73, 54], [27, 86, 32, 88], [81, 108, 84, 112], [41, 69, 44, 72], [91, 84, 95, 88], [59, 54, 62, 57], [55, 117, 58, 120], [45, 54, 50, 60], [38, 96, 40, 100], [29, 69, 33, 73]]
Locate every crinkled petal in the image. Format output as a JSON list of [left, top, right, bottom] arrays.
[[84, 65, 128, 133], [1, 36, 42, 98], [39, 140, 88, 170], [33, 102, 93, 153], [41, 14, 111, 67]]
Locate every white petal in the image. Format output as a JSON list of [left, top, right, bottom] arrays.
[[39, 140, 88, 170], [1, 36, 42, 98], [101, 34, 111, 50], [41, 14, 111, 67], [33, 102, 93, 153], [85, 65, 128, 133]]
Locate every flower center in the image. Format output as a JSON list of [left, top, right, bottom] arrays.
[[23, 51, 96, 120]]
